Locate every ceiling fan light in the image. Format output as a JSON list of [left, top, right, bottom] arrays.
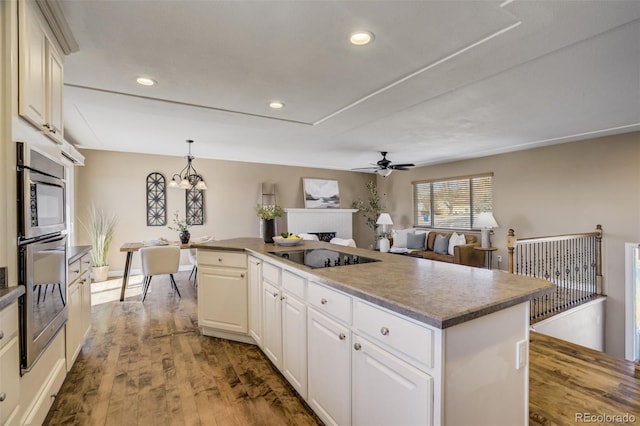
[[377, 169, 392, 177]]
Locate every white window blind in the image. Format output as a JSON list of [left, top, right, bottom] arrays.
[[414, 173, 493, 229]]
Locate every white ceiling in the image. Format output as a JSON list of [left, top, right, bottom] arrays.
[[60, 0, 640, 171]]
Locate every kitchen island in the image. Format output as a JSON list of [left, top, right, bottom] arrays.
[[192, 238, 554, 426]]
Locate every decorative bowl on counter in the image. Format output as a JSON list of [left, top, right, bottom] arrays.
[[273, 236, 303, 246]]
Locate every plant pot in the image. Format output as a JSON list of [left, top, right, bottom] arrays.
[[93, 265, 109, 282], [179, 231, 190, 244], [262, 219, 275, 243]]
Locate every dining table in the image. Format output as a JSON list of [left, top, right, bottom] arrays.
[[119, 241, 190, 301]]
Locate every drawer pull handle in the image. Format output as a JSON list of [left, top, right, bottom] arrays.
[[380, 327, 390, 336], [320, 298, 328, 305], [0, 330, 4, 340], [273, 292, 279, 299], [281, 295, 287, 301], [0, 392, 5, 402], [339, 333, 346, 341], [240, 274, 245, 278], [353, 343, 362, 351], [71, 269, 80, 274], [218, 258, 222, 262]]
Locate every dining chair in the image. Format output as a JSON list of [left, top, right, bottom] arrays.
[[188, 236, 212, 287], [140, 245, 181, 302]]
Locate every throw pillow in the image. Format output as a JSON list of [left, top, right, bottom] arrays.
[[448, 232, 467, 255], [434, 234, 451, 255], [406, 231, 426, 250], [391, 229, 412, 249]]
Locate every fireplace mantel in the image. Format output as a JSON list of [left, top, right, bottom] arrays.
[[285, 208, 358, 239]]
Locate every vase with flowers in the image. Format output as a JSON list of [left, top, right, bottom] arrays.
[[168, 211, 192, 244], [256, 204, 283, 243]]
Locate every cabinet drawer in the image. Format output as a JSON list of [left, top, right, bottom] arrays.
[[282, 270, 306, 299], [198, 250, 247, 268], [308, 282, 351, 324], [0, 302, 18, 348], [68, 258, 81, 284], [354, 300, 433, 368], [262, 261, 281, 285], [80, 253, 92, 274]]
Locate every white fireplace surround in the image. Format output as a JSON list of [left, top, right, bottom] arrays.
[[285, 208, 358, 239]]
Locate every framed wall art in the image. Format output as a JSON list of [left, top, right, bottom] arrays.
[[303, 178, 340, 209]]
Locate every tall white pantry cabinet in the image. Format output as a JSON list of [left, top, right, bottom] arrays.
[[197, 249, 530, 425]]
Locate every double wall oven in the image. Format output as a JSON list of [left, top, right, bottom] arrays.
[[17, 142, 67, 372]]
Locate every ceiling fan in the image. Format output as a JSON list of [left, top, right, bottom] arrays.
[[353, 152, 415, 177]]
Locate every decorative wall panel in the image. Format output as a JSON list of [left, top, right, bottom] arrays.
[[146, 172, 166, 226], [186, 187, 204, 225]]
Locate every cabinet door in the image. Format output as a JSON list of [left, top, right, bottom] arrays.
[[198, 266, 248, 334], [65, 282, 83, 371], [19, 2, 47, 128], [46, 43, 64, 141], [248, 257, 262, 347], [80, 275, 92, 339], [352, 335, 433, 426], [282, 294, 307, 398], [0, 336, 20, 424], [261, 281, 282, 370], [307, 308, 351, 426]]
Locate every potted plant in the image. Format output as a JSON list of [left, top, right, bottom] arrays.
[[168, 211, 192, 243], [256, 204, 283, 243], [351, 181, 385, 246], [86, 206, 117, 282]]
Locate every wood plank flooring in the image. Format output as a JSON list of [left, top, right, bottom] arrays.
[[529, 331, 640, 425], [44, 273, 321, 426], [46, 272, 640, 425]]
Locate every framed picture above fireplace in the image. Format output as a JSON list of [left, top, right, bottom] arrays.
[[303, 178, 340, 209]]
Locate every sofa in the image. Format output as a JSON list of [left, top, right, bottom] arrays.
[[390, 229, 485, 268]]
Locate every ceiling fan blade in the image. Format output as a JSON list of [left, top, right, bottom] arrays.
[[390, 163, 415, 168], [352, 167, 377, 171]]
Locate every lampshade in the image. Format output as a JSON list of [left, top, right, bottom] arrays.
[[377, 169, 392, 177], [376, 213, 393, 226], [476, 212, 499, 229]]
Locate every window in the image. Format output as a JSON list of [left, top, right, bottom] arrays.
[[413, 173, 493, 229]]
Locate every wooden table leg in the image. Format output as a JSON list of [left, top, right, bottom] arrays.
[[120, 251, 133, 301]]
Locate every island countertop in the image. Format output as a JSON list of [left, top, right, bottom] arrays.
[[192, 237, 554, 329]]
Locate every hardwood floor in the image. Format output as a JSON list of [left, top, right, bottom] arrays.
[[46, 272, 640, 425], [44, 273, 321, 426], [529, 331, 640, 425]]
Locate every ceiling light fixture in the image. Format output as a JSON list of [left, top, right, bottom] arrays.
[[377, 168, 392, 177], [168, 139, 207, 190], [269, 101, 285, 109], [136, 77, 156, 86], [350, 30, 374, 46]]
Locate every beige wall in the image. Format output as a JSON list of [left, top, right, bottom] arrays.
[[75, 149, 375, 271], [383, 131, 640, 357]]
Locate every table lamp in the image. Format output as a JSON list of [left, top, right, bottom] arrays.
[[376, 213, 393, 253], [476, 212, 499, 248]]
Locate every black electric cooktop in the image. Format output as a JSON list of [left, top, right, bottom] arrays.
[[267, 248, 380, 269]]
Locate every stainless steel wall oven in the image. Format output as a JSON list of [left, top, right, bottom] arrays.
[[17, 142, 68, 372]]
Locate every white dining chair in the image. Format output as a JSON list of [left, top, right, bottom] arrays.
[[187, 236, 212, 287], [140, 245, 181, 302]]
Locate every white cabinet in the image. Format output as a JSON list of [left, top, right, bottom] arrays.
[[307, 307, 351, 426], [0, 303, 20, 424], [18, 0, 65, 143], [352, 335, 433, 426], [198, 251, 248, 335], [65, 252, 92, 371], [281, 293, 307, 399], [261, 280, 282, 369], [248, 257, 262, 347]]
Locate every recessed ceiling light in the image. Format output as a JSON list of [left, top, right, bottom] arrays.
[[269, 101, 285, 109], [136, 77, 156, 86], [349, 30, 374, 46]]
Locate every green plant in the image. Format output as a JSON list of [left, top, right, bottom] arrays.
[[351, 181, 385, 235], [168, 211, 191, 232], [86, 206, 117, 268], [256, 204, 283, 220]]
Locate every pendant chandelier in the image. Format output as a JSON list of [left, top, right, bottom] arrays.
[[168, 139, 207, 190]]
